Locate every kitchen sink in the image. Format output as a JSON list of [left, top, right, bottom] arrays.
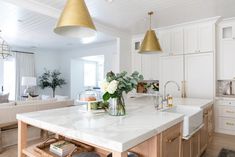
[[164, 105, 203, 137]]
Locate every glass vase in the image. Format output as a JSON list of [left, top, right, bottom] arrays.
[[108, 96, 126, 116]]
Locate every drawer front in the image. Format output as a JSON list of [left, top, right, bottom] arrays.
[[218, 117, 235, 131], [216, 105, 235, 118], [217, 100, 235, 106]]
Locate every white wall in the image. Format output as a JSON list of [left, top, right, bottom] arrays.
[[34, 49, 66, 96], [12, 47, 66, 97], [58, 41, 118, 98], [13, 40, 120, 98]]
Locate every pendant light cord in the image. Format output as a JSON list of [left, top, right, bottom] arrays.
[[148, 11, 153, 30]]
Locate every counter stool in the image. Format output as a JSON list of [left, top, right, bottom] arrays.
[[72, 152, 100, 157], [0, 128, 2, 153], [107, 152, 139, 157]]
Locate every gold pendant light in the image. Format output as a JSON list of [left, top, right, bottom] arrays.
[[54, 0, 96, 38], [139, 12, 162, 53]]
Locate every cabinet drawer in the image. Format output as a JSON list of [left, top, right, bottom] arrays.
[[217, 105, 235, 118], [218, 117, 235, 131], [217, 100, 235, 106]]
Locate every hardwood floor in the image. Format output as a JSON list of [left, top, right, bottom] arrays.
[[0, 133, 235, 157], [202, 133, 235, 157]]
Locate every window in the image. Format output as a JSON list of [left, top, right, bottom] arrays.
[[84, 62, 97, 87], [3, 58, 16, 100]]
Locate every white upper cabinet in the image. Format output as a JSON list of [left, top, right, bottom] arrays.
[[171, 28, 184, 55], [198, 23, 213, 52], [159, 28, 183, 55], [184, 25, 198, 54], [218, 19, 235, 80], [142, 54, 160, 80], [220, 21, 235, 41], [159, 30, 171, 55], [184, 23, 214, 54]]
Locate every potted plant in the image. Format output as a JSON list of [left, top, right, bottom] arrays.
[[38, 69, 66, 97], [101, 71, 143, 116]]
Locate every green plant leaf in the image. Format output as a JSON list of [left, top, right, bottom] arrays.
[[103, 92, 110, 102]]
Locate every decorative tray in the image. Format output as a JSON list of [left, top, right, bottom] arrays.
[[34, 137, 94, 157]]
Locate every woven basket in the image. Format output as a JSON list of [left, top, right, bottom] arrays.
[[34, 137, 94, 157]]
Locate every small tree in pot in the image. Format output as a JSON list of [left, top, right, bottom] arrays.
[[38, 69, 66, 97]]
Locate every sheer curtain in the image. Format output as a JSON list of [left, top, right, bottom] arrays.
[[15, 52, 35, 100]]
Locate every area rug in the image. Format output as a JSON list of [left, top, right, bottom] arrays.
[[218, 148, 235, 157]]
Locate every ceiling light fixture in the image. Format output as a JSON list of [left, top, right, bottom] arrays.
[[139, 11, 162, 53], [0, 31, 11, 59], [54, 0, 96, 39]]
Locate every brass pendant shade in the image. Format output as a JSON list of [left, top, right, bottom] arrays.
[[54, 0, 96, 38], [139, 12, 162, 53]]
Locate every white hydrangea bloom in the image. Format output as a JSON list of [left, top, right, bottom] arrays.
[[107, 80, 119, 94], [101, 81, 109, 93]]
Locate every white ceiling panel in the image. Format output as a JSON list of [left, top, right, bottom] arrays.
[[0, 1, 116, 50], [1, 0, 235, 50]]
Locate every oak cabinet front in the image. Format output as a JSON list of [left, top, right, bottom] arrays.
[[161, 124, 181, 157]]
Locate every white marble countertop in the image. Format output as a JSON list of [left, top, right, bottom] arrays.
[[173, 98, 214, 109], [17, 97, 184, 152], [16, 97, 212, 152]]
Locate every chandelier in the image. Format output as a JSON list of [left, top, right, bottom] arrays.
[[0, 37, 11, 59]]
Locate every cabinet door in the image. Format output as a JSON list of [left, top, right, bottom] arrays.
[[160, 56, 183, 97], [200, 113, 208, 154], [182, 139, 191, 157], [208, 106, 213, 143], [132, 51, 142, 73], [159, 30, 171, 55], [198, 23, 213, 52], [141, 54, 160, 80], [161, 124, 181, 157], [132, 39, 142, 73], [191, 131, 200, 157], [171, 28, 184, 55], [218, 40, 235, 79], [184, 25, 198, 54], [185, 53, 213, 99]]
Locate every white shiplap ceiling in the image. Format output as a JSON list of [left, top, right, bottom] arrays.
[[0, 1, 116, 50], [32, 0, 235, 33], [1, 0, 235, 50]]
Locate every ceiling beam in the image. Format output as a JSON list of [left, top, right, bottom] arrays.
[[4, 0, 129, 38]]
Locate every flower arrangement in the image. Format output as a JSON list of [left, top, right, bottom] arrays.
[[101, 71, 143, 116]]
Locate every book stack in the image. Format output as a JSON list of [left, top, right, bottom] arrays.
[[50, 140, 76, 157]]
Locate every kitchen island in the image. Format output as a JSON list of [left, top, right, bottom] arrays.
[[16, 97, 212, 157]]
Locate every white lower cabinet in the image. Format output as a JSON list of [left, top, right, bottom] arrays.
[[215, 100, 235, 135], [160, 56, 183, 97], [160, 53, 214, 99], [141, 54, 160, 80], [185, 53, 214, 99]]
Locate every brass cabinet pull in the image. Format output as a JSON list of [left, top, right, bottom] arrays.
[[226, 122, 235, 126], [166, 133, 180, 143]]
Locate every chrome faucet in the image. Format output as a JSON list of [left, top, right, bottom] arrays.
[[163, 81, 181, 100]]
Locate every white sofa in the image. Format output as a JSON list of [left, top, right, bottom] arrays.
[[0, 99, 74, 150]]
